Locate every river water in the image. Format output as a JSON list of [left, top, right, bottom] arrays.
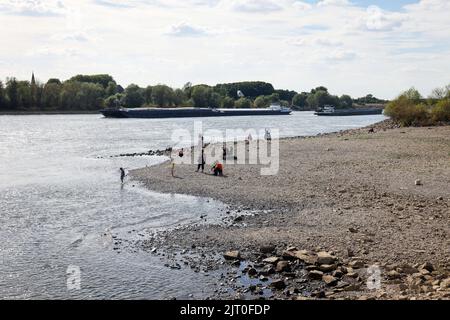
[[0, 112, 386, 299]]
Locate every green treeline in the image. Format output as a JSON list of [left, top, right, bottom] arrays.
[[385, 85, 450, 126], [0, 74, 386, 111]]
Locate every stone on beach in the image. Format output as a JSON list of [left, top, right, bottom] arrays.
[[323, 275, 338, 286], [275, 261, 290, 273], [263, 257, 280, 264], [270, 279, 286, 290], [316, 251, 337, 265], [309, 270, 324, 280], [223, 251, 241, 260]]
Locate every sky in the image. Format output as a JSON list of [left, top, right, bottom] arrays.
[[0, 0, 449, 99]]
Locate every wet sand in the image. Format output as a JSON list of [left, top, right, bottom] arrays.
[[131, 120, 450, 299]]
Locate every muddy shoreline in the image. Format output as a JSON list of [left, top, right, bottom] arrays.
[[130, 120, 450, 300]]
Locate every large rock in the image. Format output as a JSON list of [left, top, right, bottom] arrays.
[[319, 264, 337, 272], [309, 270, 324, 280], [282, 249, 317, 265], [440, 278, 450, 290], [293, 250, 317, 265], [349, 260, 365, 269], [316, 251, 337, 265], [323, 275, 338, 286], [262, 257, 280, 264], [270, 279, 286, 290], [223, 250, 241, 260], [419, 262, 434, 272], [275, 261, 290, 273], [387, 270, 402, 280]]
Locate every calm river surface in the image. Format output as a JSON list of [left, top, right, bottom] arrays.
[[0, 112, 386, 299]]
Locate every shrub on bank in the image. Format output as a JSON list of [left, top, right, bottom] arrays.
[[431, 99, 450, 122], [385, 91, 430, 126], [385, 86, 450, 127]]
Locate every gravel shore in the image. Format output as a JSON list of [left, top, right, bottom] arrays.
[[130, 121, 450, 300]]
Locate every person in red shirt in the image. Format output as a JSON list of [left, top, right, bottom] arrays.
[[212, 161, 223, 176]]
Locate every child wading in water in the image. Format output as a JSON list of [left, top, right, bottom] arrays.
[[119, 168, 126, 184], [170, 148, 184, 177]]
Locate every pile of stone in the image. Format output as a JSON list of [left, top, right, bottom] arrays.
[[223, 246, 450, 300]]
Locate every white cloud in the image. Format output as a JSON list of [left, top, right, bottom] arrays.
[[292, 1, 312, 10], [289, 37, 343, 47], [365, 5, 405, 31], [165, 22, 209, 37], [0, 0, 66, 16], [51, 31, 91, 42], [227, 0, 282, 13], [317, 0, 350, 7], [326, 50, 357, 61]]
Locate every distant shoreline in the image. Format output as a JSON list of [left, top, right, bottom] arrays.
[[0, 110, 100, 115]]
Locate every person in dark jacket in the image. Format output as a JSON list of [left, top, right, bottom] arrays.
[[120, 168, 126, 183], [196, 149, 206, 173]]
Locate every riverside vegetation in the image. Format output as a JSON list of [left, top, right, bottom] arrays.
[[0, 73, 386, 112], [385, 86, 450, 126]]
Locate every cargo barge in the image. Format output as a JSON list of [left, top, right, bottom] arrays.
[[314, 106, 384, 116], [100, 105, 292, 119]]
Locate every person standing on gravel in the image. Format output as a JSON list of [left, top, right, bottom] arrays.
[[196, 149, 206, 173]]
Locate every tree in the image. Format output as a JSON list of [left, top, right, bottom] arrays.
[[210, 92, 221, 108], [306, 90, 340, 109], [77, 83, 105, 110], [275, 89, 297, 102], [0, 81, 6, 110], [173, 89, 186, 107], [60, 81, 104, 110], [42, 82, 62, 110], [182, 82, 193, 98], [430, 98, 450, 122], [17, 81, 32, 110], [69, 74, 115, 89], [220, 96, 234, 109], [124, 84, 145, 108], [144, 86, 153, 105], [191, 85, 212, 108], [151, 84, 174, 107], [384, 88, 429, 126], [268, 93, 280, 103], [339, 94, 353, 108], [105, 93, 125, 109], [306, 90, 325, 109], [6, 78, 19, 110], [214, 81, 275, 99], [311, 86, 328, 94], [106, 81, 118, 97], [254, 95, 270, 108], [402, 87, 422, 103], [47, 78, 61, 85], [234, 97, 252, 109], [292, 92, 308, 109]]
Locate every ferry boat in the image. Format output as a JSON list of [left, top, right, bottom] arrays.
[[314, 105, 383, 116], [100, 104, 292, 119]]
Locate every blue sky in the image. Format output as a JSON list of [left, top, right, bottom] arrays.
[[0, 0, 449, 99]]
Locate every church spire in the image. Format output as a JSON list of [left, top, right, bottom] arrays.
[[31, 71, 36, 85]]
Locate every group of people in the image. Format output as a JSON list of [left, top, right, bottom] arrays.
[[195, 143, 223, 176]]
